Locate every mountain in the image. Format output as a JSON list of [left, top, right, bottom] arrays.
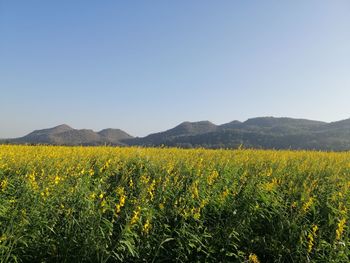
[[7, 125, 133, 146], [98, 129, 133, 143], [19, 124, 74, 143], [234, 117, 326, 136], [123, 117, 350, 151], [167, 121, 218, 136], [127, 121, 217, 146], [3, 117, 350, 151], [219, 120, 243, 129]]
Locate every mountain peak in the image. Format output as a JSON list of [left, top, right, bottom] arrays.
[[178, 120, 215, 126], [98, 128, 133, 141], [244, 117, 279, 126], [220, 120, 242, 129], [52, 124, 73, 130], [28, 124, 74, 136], [99, 128, 124, 133], [172, 121, 217, 135], [243, 117, 325, 128]]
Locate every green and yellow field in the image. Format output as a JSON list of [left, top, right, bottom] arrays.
[[0, 145, 349, 262]]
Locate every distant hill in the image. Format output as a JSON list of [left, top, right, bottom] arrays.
[[3, 117, 350, 150], [6, 124, 133, 146], [98, 129, 133, 143], [124, 117, 350, 151], [128, 121, 218, 146]]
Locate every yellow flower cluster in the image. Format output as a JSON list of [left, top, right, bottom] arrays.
[[336, 218, 346, 241], [142, 219, 151, 234], [130, 206, 141, 225], [0, 178, 8, 191], [307, 224, 318, 253], [248, 253, 260, 263], [207, 170, 219, 185], [302, 197, 314, 214], [115, 187, 126, 216]]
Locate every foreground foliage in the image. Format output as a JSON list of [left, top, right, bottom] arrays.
[[0, 145, 349, 262]]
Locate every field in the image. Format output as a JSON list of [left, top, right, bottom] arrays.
[[0, 145, 349, 262]]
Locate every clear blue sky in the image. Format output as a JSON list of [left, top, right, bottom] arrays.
[[1, 1, 349, 138]]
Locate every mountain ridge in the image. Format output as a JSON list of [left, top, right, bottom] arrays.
[[2, 125, 134, 146], [2, 117, 350, 151]]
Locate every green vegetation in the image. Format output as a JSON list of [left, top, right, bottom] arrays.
[[0, 145, 349, 262]]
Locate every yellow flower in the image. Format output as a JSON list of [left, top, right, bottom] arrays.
[[115, 204, 121, 214], [100, 199, 107, 213], [307, 224, 318, 253], [41, 187, 50, 198], [302, 197, 314, 213], [336, 218, 346, 241], [54, 175, 60, 185], [207, 170, 219, 185], [200, 199, 208, 208], [148, 179, 156, 201], [191, 181, 199, 199], [0, 178, 8, 191], [248, 253, 260, 263], [191, 207, 201, 220], [120, 195, 126, 207], [142, 219, 151, 234], [130, 206, 141, 225], [220, 188, 229, 201], [262, 178, 278, 191], [115, 188, 126, 216], [27, 172, 38, 191]]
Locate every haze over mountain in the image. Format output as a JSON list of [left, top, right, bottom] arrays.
[[2, 117, 350, 151]]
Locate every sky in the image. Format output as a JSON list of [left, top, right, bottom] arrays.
[[1, 1, 350, 138]]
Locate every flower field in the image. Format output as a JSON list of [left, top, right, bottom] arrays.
[[0, 145, 349, 262]]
